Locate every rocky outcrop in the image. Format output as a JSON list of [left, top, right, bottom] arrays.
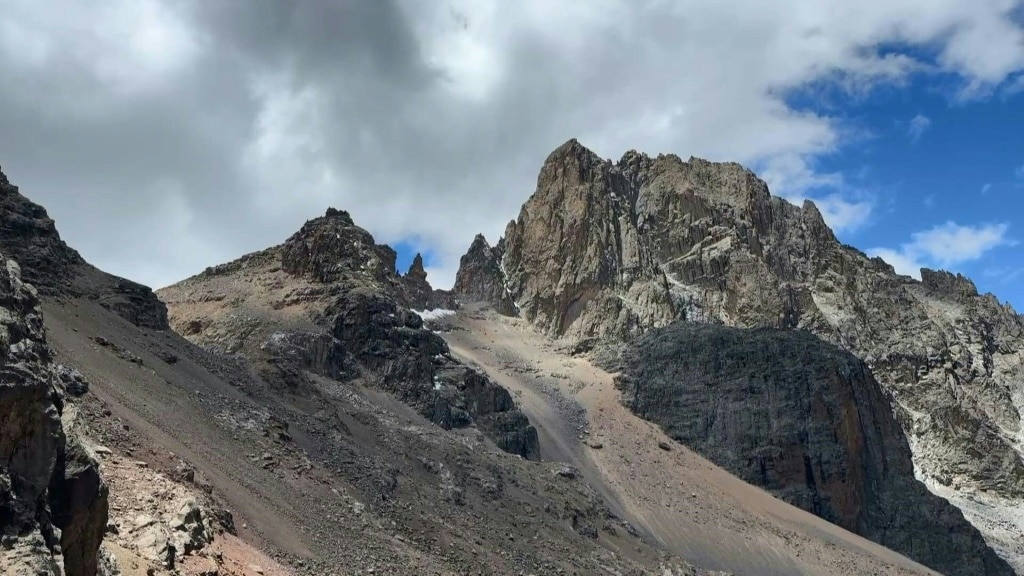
[[50, 440, 109, 576], [322, 288, 539, 458], [0, 167, 168, 329], [497, 140, 677, 346], [397, 253, 458, 312], [453, 235, 516, 315], [0, 254, 109, 576], [457, 138, 1024, 569], [279, 208, 456, 311], [160, 208, 538, 460], [606, 322, 1012, 576]]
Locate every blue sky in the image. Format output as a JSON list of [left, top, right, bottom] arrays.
[[777, 73, 1024, 309], [397, 73, 1024, 310]]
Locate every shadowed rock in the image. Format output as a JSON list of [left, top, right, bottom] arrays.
[[605, 322, 1013, 576]]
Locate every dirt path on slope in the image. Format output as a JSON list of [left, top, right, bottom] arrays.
[[443, 307, 940, 576]]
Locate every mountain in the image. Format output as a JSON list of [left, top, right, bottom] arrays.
[[158, 207, 538, 459], [455, 139, 1024, 573], [2, 166, 713, 575], [1, 156, 997, 575]]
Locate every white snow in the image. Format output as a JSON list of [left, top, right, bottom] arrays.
[[412, 308, 456, 321]]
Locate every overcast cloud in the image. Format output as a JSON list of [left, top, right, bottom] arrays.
[[1, 0, 1023, 288]]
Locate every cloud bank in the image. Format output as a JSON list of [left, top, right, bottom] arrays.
[[1, 0, 1023, 288]]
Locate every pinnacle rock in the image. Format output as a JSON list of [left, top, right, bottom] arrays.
[[406, 253, 428, 282]]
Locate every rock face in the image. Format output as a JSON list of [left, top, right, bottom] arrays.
[[457, 139, 1024, 570], [494, 140, 677, 346], [159, 209, 539, 460], [453, 235, 516, 316], [0, 167, 168, 329], [606, 322, 1011, 576], [0, 255, 108, 576]]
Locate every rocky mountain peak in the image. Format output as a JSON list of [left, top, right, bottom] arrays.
[[453, 234, 516, 316], [406, 253, 428, 282], [0, 169, 86, 293], [281, 209, 398, 285], [455, 139, 1024, 570], [0, 165, 8, 185], [323, 206, 355, 225]]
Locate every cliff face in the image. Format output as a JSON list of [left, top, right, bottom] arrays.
[[0, 254, 108, 576], [498, 140, 677, 346], [456, 139, 1024, 571], [159, 209, 538, 460], [605, 323, 1011, 576]]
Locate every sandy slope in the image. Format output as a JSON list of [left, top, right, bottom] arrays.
[[442, 305, 941, 576]]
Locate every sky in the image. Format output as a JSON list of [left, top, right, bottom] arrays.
[[0, 0, 1022, 309]]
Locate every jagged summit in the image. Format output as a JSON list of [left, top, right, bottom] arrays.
[[454, 139, 1024, 572], [406, 252, 428, 281], [281, 205, 400, 286], [454, 234, 516, 316]]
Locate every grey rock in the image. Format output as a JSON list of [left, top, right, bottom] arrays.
[[55, 365, 90, 396], [457, 138, 1024, 570], [0, 254, 109, 576], [453, 234, 517, 316], [605, 323, 1012, 576]]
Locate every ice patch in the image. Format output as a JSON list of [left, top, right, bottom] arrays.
[[413, 309, 456, 321]]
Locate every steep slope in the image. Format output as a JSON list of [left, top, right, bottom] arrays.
[[442, 305, 940, 576], [604, 323, 1009, 576], [0, 169, 705, 574], [0, 252, 109, 576], [455, 139, 1023, 572]]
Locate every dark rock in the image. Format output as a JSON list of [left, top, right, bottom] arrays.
[[324, 288, 539, 459], [0, 254, 108, 575], [606, 322, 1012, 576], [158, 351, 179, 364], [50, 439, 109, 576], [452, 234, 517, 316], [406, 253, 428, 283], [260, 331, 347, 381], [920, 268, 979, 300], [55, 365, 90, 396]]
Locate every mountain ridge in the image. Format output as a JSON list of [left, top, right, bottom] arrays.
[[455, 138, 1024, 572]]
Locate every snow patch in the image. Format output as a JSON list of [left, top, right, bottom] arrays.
[[413, 308, 456, 321]]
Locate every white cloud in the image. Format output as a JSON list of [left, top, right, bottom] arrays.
[[868, 247, 925, 277], [908, 114, 931, 141], [923, 193, 936, 208], [982, 182, 993, 194], [2, 1, 1024, 290], [869, 221, 1014, 279], [811, 193, 875, 233]]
